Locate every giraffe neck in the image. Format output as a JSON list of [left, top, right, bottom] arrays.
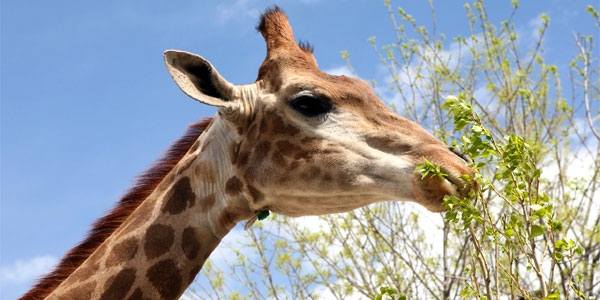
[[45, 117, 256, 300]]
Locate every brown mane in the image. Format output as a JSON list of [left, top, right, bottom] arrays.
[[20, 118, 212, 300]]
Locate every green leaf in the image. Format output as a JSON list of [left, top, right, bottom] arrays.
[[340, 50, 349, 60], [542, 292, 561, 300], [531, 224, 545, 237]]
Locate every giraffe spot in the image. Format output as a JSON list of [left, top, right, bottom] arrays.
[[162, 177, 196, 215], [146, 259, 183, 300], [253, 140, 272, 163], [272, 140, 303, 168], [106, 237, 139, 268], [69, 264, 96, 283], [218, 205, 249, 228], [336, 172, 353, 188], [237, 149, 250, 167], [308, 166, 321, 178], [68, 246, 103, 283], [257, 140, 272, 152], [194, 162, 216, 184], [278, 175, 290, 184], [199, 193, 216, 212], [261, 68, 283, 91], [189, 224, 221, 261], [229, 142, 240, 165], [144, 224, 174, 260], [259, 113, 271, 133], [296, 144, 340, 161], [100, 268, 136, 300], [276, 140, 301, 157], [181, 227, 201, 260], [62, 281, 96, 300], [319, 146, 342, 156], [128, 288, 151, 300], [225, 176, 243, 196], [300, 136, 319, 144], [246, 123, 258, 139], [289, 161, 300, 170], [293, 149, 312, 161], [271, 114, 300, 136], [247, 185, 265, 203], [272, 150, 286, 168], [236, 125, 244, 136]]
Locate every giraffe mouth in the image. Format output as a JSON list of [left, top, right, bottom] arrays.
[[414, 165, 474, 212]]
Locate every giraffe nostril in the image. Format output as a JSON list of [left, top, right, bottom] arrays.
[[449, 147, 472, 164]]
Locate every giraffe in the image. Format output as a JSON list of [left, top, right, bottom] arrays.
[[22, 6, 475, 300]]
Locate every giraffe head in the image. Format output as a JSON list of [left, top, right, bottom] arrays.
[[164, 6, 474, 216]]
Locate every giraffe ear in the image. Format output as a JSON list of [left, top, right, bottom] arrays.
[[164, 50, 236, 109]]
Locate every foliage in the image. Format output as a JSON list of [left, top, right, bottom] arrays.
[[187, 1, 599, 299]]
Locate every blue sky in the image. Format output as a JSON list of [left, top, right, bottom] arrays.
[[1, 0, 596, 299]]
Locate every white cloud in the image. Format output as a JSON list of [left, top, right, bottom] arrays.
[[323, 65, 355, 77], [215, 0, 327, 24], [472, 85, 497, 112], [528, 13, 548, 42], [0, 255, 58, 285], [541, 132, 599, 206], [292, 215, 331, 233], [215, 0, 262, 25]]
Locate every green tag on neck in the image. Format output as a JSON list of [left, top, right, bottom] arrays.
[[257, 210, 270, 221]]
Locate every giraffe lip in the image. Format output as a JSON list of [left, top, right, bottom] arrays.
[[444, 173, 464, 196], [414, 165, 474, 212], [441, 166, 475, 199]]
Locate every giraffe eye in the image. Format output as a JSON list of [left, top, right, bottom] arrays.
[[289, 93, 332, 117]]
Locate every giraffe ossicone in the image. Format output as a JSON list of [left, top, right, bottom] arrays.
[[22, 6, 475, 300]]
